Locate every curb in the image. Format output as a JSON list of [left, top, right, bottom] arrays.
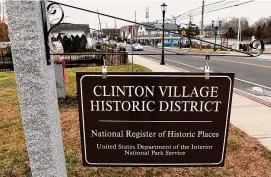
[[233, 88, 271, 108], [140, 56, 271, 108]]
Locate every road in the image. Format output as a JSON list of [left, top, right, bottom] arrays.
[[127, 45, 271, 103]]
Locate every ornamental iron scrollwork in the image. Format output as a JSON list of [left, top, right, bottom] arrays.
[[42, 0, 265, 66]]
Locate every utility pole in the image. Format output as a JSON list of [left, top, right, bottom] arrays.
[[146, 7, 149, 23], [97, 9, 102, 42], [114, 19, 117, 29], [135, 11, 137, 42], [132, 11, 137, 72], [0, 1, 2, 21], [1, 0, 5, 22], [237, 16, 241, 50], [200, 0, 205, 50], [188, 13, 193, 36], [106, 22, 108, 40]]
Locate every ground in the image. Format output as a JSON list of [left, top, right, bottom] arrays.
[[0, 64, 271, 177]]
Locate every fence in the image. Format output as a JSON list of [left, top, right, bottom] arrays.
[[52, 50, 128, 68], [0, 47, 128, 72], [0, 50, 13, 72]]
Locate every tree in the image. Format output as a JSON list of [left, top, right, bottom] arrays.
[[242, 27, 255, 39], [62, 35, 72, 53], [80, 34, 87, 51], [227, 27, 236, 38], [253, 16, 271, 40], [57, 33, 63, 43], [255, 25, 263, 39], [181, 21, 200, 37], [71, 35, 81, 52], [0, 21, 8, 52], [220, 17, 249, 32], [0, 21, 8, 42]]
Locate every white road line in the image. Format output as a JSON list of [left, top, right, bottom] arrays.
[[235, 78, 271, 90], [165, 59, 200, 69], [146, 55, 271, 91], [149, 55, 200, 69]]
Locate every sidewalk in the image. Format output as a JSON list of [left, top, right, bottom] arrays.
[[130, 55, 271, 151]]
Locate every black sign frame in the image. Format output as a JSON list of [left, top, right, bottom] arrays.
[[76, 72, 234, 167]]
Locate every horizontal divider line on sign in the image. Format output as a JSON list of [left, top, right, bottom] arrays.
[[99, 120, 212, 123]]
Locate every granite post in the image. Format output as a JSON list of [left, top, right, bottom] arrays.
[[6, 1, 67, 176]]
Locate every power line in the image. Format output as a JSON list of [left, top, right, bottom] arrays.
[[167, 0, 232, 22], [174, 0, 226, 19], [177, 0, 254, 21], [172, 0, 239, 22]]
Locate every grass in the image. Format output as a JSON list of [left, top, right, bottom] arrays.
[[65, 64, 151, 97], [227, 137, 242, 151], [1, 64, 271, 177], [0, 72, 16, 86]]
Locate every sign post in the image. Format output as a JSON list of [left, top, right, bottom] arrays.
[[6, 1, 67, 176], [77, 72, 234, 167]]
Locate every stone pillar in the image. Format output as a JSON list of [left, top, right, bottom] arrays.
[[6, 1, 67, 176]]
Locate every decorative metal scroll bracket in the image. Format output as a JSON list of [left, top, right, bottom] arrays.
[[42, 0, 266, 62], [41, 1, 51, 65]]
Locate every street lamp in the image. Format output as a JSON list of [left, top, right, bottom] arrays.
[[212, 20, 222, 51], [160, 3, 167, 65]]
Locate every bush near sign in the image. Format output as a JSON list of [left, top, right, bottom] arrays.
[[76, 72, 234, 167]]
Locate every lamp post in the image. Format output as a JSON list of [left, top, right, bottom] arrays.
[[160, 3, 167, 65], [212, 20, 222, 51]]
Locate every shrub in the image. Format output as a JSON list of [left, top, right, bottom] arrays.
[[118, 46, 126, 52]]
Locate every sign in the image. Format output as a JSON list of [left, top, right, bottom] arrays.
[[77, 73, 234, 167], [181, 30, 187, 36]]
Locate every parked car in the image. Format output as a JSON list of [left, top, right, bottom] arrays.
[[131, 43, 144, 51], [139, 41, 146, 46]]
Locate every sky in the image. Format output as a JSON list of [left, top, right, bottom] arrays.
[[2, 0, 271, 30]]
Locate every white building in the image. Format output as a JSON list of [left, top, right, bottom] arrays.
[[137, 22, 178, 36], [50, 24, 90, 38]]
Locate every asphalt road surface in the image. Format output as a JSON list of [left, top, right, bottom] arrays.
[[127, 45, 271, 103]]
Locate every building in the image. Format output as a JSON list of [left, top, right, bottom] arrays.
[[120, 25, 138, 40], [50, 24, 90, 37], [101, 28, 120, 40], [137, 22, 178, 37], [136, 22, 179, 46]]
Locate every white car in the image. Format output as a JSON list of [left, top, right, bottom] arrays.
[[131, 43, 144, 51], [109, 40, 117, 45]]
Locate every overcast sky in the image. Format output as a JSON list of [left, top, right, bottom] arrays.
[[2, 0, 271, 30]]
